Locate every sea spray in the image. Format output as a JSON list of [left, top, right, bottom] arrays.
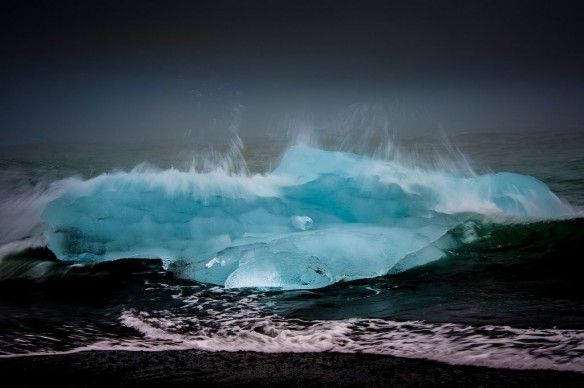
[[1, 130, 583, 375], [40, 143, 575, 289]]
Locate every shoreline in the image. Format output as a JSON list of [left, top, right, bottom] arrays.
[[1, 350, 583, 387]]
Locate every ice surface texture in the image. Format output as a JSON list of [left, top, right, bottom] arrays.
[[42, 146, 575, 289]]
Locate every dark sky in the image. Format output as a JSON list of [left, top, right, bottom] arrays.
[[1, 0, 584, 145]]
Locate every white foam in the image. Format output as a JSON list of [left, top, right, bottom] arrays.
[[113, 308, 584, 373]]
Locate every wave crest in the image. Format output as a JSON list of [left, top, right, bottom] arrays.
[[39, 145, 577, 289]]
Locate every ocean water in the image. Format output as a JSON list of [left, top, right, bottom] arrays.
[[1, 128, 583, 373]]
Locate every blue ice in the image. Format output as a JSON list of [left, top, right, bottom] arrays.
[[41, 145, 575, 290]]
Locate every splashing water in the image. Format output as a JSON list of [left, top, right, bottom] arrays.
[[1, 126, 583, 376], [39, 143, 575, 290]]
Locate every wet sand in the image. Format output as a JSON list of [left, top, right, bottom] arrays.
[[1, 350, 583, 387]]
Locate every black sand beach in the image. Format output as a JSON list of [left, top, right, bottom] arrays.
[[1, 350, 583, 387]]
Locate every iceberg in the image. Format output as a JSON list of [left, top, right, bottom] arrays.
[[41, 145, 575, 289]]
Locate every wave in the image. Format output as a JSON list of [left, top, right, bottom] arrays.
[[3, 283, 582, 373], [1, 218, 582, 372], [9, 144, 570, 290], [116, 310, 584, 372], [2, 217, 582, 291]]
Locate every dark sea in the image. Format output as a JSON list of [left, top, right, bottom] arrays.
[[1, 127, 583, 373]]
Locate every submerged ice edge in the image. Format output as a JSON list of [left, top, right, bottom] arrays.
[[38, 145, 578, 290]]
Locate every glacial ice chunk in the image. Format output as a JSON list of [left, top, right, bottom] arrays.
[[41, 145, 577, 290]]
